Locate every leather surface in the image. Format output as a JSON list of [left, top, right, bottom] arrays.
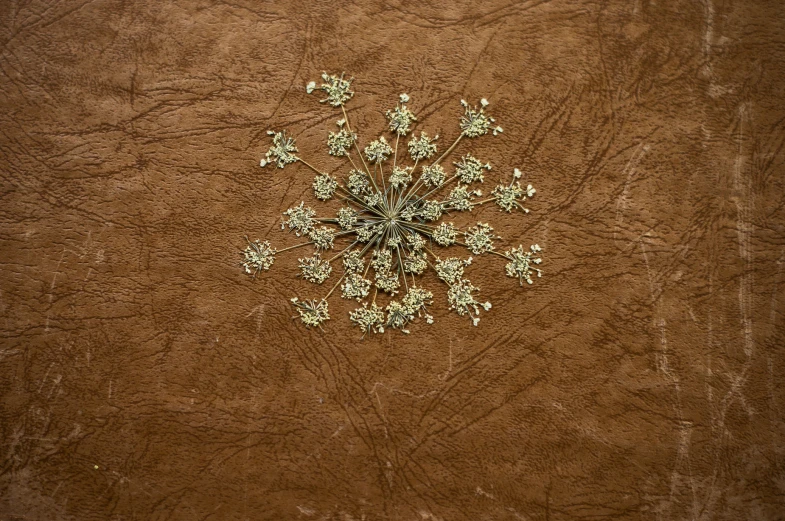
[[1, 1, 785, 519]]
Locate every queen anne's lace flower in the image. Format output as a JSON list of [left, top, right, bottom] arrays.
[[298, 252, 332, 284], [408, 132, 438, 161], [327, 125, 356, 157], [420, 164, 446, 188], [308, 226, 335, 251], [433, 222, 458, 246], [282, 202, 316, 236], [350, 302, 385, 336], [242, 72, 543, 336], [364, 137, 392, 164], [454, 154, 491, 184], [386, 101, 416, 136], [505, 244, 542, 285], [241, 239, 276, 276], [261, 130, 298, 168], [313, 173, 338, 200], [465, 223, 497, 254], [311, 72, 354, 107], [389, 166, 412, 189], [291, 297, 330, 328]]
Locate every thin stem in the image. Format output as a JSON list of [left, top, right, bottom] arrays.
[[322, 272, 346, 301], [433, 134, 463, 166], [329, 240, 359, 262], [277, 241, 314, 253], [297, 157, 324, 176]]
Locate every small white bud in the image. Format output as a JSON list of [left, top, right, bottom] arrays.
[[337, 119, 346, 127], [400, 93, 410, 103], [513, 168, 522, 178], [483, 302, 492, 310], [473, 317, 480, 326], [480, 98, 489, 107], [260, 159, 267, 167], [306, 81, 316, 94]]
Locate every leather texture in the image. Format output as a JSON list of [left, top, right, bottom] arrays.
[[1, 1, 784, 519]]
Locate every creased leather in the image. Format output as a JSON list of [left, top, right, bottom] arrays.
[[1, 0, 784, 519]]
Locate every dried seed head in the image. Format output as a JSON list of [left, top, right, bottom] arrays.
[[389, 166, 413, 189], [327, 128, 356, 157], [347, 169, 371, 195], [454, 154, 491, 184], [364, 136, 393, 163], [386, 103, 417, 136], [432, 222, 458, 246], [313, 72, 354, 107], [308, 226, 336, 251], [446, 185, 478, 212], [465, 222, 497, 254], [241, 240, 276, 276], [447, 279, 487, 320], [337, 206, 358, 230], [282, 202, 316, 236], [261, 130, 298, 168], [291, 297, 330, 328], [313, 173, 338, 200], [459, 99, 496, 138], [408, 131, 438, 161], [298, 252, 332, 284], [435, 257, 471, 284], [342, 272, 372, 300], [505, 244, 543, 285], [420, 164, 446, 188], [403, 250, 427, 274], [350, 302, 385, 336], [342, 250, 365, 273]]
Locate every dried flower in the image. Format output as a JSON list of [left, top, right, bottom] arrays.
[[420, 164, 446, 188], [327, 125, 356, 157], [347, 169, 371, 195], [337, 206, 358, 229], [241, 239, 276, 277], [505, 244, 542, 285], [465, 223, 497, 254], [261, 130, 298, 168], [313, 173, 338, 200], [342, 272, 371, 300], [364, 137, 392, 164], [454, 154, 491, 184], [343, 250, 365, 273], [282, 202, 316, 236], [308, 226, 335, 251], [312, 72, 354, 107], [432, 222, 458, 247], [241, 72, 544, 336], [350, 302, 385, 336], [435, 256, 472, 284], [386, 102, 417, 136], [408, 132, 438, 161], [389, 166, 413, 189], [291, 297, 330, 328], [298, 252, 332, 284]]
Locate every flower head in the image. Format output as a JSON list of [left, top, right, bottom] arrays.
[[420, 164, 446, 188], [308, 226, 335, 251], [447, 279, 491, 325], [350, 302, 385, 336], [446, 185, 480, 211], [343, 250, 365, 273], [282, 202, 316, 236], [364, 137, 393, 163], [459, 99, 503, 138], [298, 252, 332, 284], [312, 72, 354, 107], [261, 130, 298, 168], [327, 124, 356, 157], [386, 101, 417, 136], [408, 132, 438, 161], [435, 256, 471, 284], [433, 222, 458, 246], [291, 297, 330, 328], [313, 173, 338, 200], [454, 154, 491, 184], [465, 223, 497, 254], [505, 244, 543, 285], [241, 239, 276, 277], [342, 272, 371, 300], [389, 166, 413, 189], [337, 206, 359, 230]]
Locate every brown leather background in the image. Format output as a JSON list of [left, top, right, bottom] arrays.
[[2, 1, 785, 519]]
